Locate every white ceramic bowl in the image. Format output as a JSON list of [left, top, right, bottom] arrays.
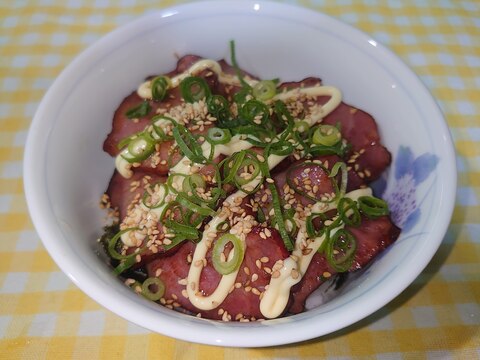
[[24, 1, 456, 347]]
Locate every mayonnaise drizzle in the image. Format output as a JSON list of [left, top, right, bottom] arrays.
[[115, 57, 349, 318]]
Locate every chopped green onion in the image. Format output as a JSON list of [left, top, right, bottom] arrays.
[[325, 228, 356, 272], [207, 127, 232, 145], [283, 208, 298, 236], [252, 80, 277, 101], [151, 115, 175, 141], [212, 233, 245, 275], [306, 213, 326, 238], [358, 196, 390, 218], [182, 173, 206, 194], [269, 141, 294, 156], [151, 76, 171, 101], [222, 150, 264, 194], [216, 221, 231, 232], [273, 100, 294, 125], [108, 227, 140, 260], [166, 173, 187, 194], [160, 200, 185, 223], [164, 218, 200, 240], [125, 101, 151, 119], [176, 193, 215, 217], [258, 155, 293, 251], [113, 256, 138, 275], [141, 277, 165, 301], [229, 40, 251, 90], [308, 142, 348, 157], [121, 132, 156, 163], [142, 182, 169, 209], [337, 197, 361, 226], [109, 228, 148, 275], [117, 133, 138, 150], [329, 162, 348, 201], [180, 76, 211, 103], [172, 123, 206, 164], [233, 158, 261, 186], [240, 100, 270, 126], [293, 120, 309, 133], [207, 95, 230, 121], [233, 125, 274, 146], [312, 125, 341, 146], [257, 206, 266, 223], [232, 87, 252, 105], [222, 151, 246, 184]]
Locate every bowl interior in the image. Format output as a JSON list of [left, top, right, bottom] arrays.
[[24, 1, 456, 347]]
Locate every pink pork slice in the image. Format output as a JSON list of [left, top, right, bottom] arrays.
[[279, 77, 391, 185], [288, 215, 400, 314], [147, 226, 289, 320], [106, 170, 166, 221], [103, 55, 205, 157], [103, 55, 256, 177]]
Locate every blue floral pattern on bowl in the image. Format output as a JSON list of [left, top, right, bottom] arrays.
[[378, 146, 439, 233]]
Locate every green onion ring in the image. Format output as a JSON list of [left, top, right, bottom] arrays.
[[142, 182, 169, 209], [233, 157, 261, 186], [358, 196, 390, 218], [160, 201, 185, 223], [180, 76, 211, 103], [312, 125, 341, 146], [207, 127, 232, 145], [212, 233, 245, 275], [151, 115, 175, 141], [151, 76, 171, 101], [207, 94, 230, 121], [252, 80, 277, 101], [293, 120, 309, 133], [306, 213, 326, 238], [325, 228, 356, 272], [121, 132, 156, 163], [141, 277, 165, 301], [167, 173, 188, 194], [108, 227, 140, 260], [240, 99, 270, 126], [182, 173, 206, 194], [216, 221, 231, 232], [337, 197, 361, 226], [222, 151, 246, 184]]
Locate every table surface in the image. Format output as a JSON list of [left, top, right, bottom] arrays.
[[1, 0, 479, 359]]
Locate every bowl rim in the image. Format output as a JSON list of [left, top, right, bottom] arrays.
[[23, 0, 457, 347]]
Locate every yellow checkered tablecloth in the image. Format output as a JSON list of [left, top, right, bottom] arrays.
[[1, 0, 479, 358]]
